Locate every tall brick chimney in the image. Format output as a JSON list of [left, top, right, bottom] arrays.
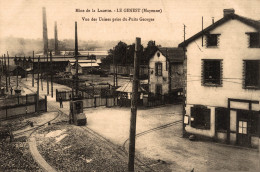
[[54, 21, 59, 55], [223, 9, 235, 17], [42, 7, 48, 55], [75, 21, 78, 57]]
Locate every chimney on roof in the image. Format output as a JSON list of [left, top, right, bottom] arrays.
[[212, 17, 214, 24], [223, 9, 235, 17]]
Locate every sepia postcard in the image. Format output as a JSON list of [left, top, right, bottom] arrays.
[[0, 0, 259, 171]]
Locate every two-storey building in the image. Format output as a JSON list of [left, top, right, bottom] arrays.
[[179, 9, 260, 148]]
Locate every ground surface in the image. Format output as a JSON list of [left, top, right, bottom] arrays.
[[84, 105, 260, 172], [1, 75, 259, 172]]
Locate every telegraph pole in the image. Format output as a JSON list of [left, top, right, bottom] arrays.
[[4, 54, 8, 92], [7, 51, 10, 86], [182, 24, 187, 137], [202, 17, 204, 47], [128, 37, 141, 172], [32, 51, 34, 87], [40, 58, 43, 91], [50, 51, 53, 98], [46, 50, 49, 95], [37, 56, 40, 113], [113, 47, 115, 88]]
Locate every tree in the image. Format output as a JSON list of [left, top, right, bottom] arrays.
[[143, 40, 158, 65]]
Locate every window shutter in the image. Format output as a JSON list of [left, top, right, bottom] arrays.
[[258, 61, 260, 88], [242, 60, 246, 89], [191, 107, 195, 128], [201, 60, 204, 85], [220, 60, 223, 86]]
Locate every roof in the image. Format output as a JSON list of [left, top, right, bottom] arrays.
[[80, 63, 99, 67], [179, 13, 260, 47], [158, 47, 184, 63], [116, 81, 145, 93], [69, 59, 97, 63]]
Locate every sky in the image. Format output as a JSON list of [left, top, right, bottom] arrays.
[[0, 0, 260, 49]]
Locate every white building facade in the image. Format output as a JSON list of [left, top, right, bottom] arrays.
[[179, 9, 260, 148]]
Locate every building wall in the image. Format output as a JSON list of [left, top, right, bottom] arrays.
[[170, 62, 184, 91], [149, 50, 169, 95], [185, 19, 260, 136]]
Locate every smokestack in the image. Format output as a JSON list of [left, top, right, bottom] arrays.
[[42, 7, 48, 55], [223, 9, 235, 17], [75, 21, 78, 57], [54, 21, 59, 55]]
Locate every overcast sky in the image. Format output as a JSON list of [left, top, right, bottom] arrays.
[[0, 0, 260, 47]]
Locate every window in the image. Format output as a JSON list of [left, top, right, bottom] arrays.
[[190, 105, 210, 130], [155, 62, 162, 76], [238, 121, 247, 134], [202, 60, 222, 86], [206, 34, 220, 47], [215, 108, 229, 131], [246, 32, 260, 48], [244, 60, 260, 89]]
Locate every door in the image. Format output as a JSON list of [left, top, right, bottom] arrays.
[[237, 110, 251, 147]]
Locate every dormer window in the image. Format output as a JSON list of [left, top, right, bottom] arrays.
[[246, 32, 260, 48], [206, 34, 220, 47]]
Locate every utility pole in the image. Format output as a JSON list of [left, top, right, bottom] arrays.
[[113, 47, 115, 88], [7, 51, 10, 86], [182, 24, 187, 137], [4, 54, 8, 92], [46, 51, 49, 95], [50, 51, 53, 98], [183, 24, 186, 42], [40, 58, 43, 91], [37, 56, 40, 113], [32, 51, 34, 87], [202, 17, 204, 47], [128, 37, 141, 172]]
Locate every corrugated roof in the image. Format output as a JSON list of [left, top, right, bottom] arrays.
[[80, 63, 99, 67], [116, 81, 145, 93], [179, 13, 260, 47], [158, 47, 184, 63]]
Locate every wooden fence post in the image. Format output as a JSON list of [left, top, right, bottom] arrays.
[[56, 89, 58, 101], [45, 95, 47, 112]]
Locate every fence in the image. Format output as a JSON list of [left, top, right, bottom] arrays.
[[82, 97, 117, 108], [0, 94, 47, 120], [143, 94, 183, 107], [56, 86, 115, 102]]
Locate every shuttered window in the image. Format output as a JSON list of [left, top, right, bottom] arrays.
[[202, 60, 223, 86], [243, 60, 260, 89], [206, 34, 220, 47], [190, 105, 210, 130], [246, 32, 260, 48]]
